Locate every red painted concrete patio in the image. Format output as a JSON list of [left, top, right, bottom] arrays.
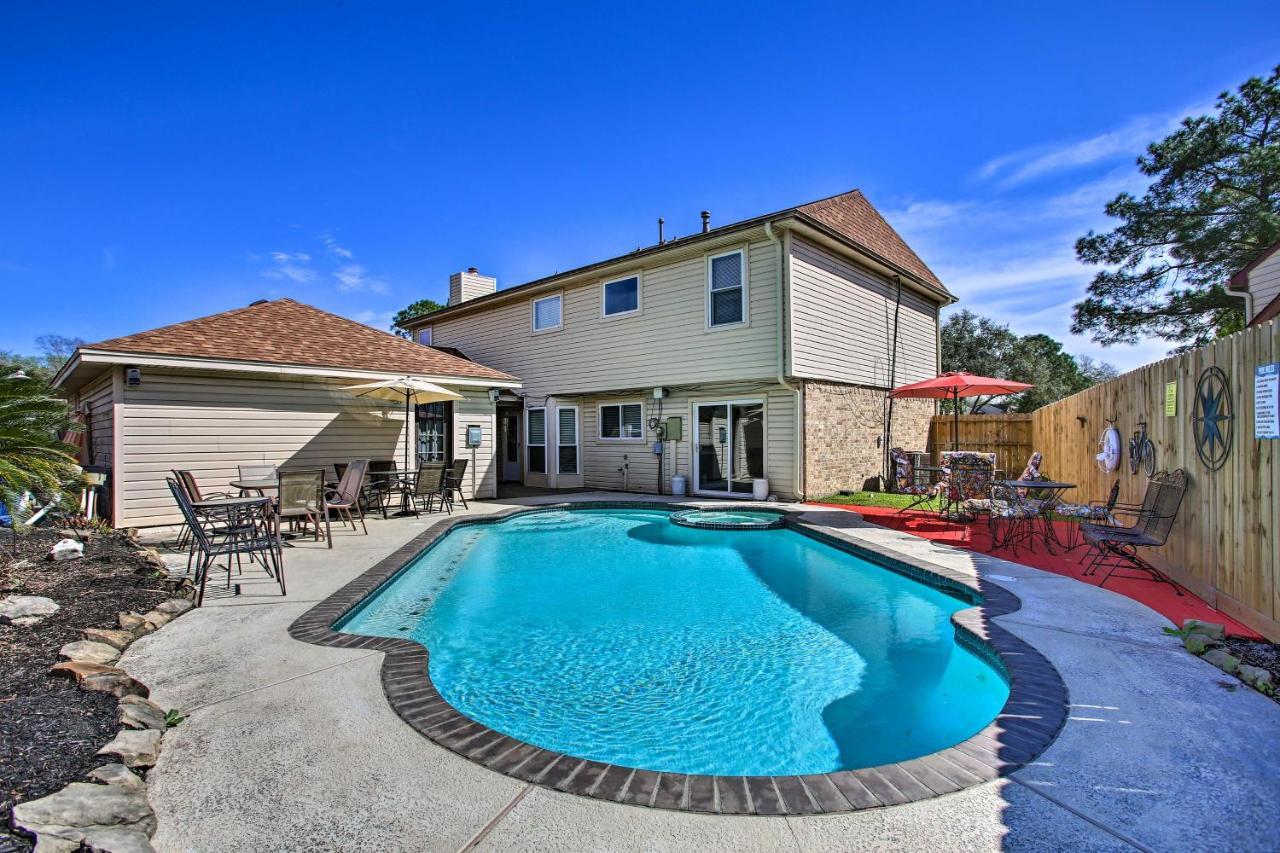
[[812, 502, 1261, 639]]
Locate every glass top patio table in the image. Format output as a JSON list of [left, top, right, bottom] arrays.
[[229, 479, 277, 491]]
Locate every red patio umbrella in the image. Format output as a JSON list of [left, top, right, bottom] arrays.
[[889, 371, 1033, 451]]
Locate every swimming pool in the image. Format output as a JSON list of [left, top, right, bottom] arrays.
[[337, 507, 1010, 777]]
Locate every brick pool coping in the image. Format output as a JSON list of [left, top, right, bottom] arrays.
[[288, 501, 1069, 816]]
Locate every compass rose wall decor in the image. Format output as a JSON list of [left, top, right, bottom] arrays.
[[1192, 366, 1233, 471]]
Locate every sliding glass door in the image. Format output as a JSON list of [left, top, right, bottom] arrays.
[[694, 401, 765, 496]]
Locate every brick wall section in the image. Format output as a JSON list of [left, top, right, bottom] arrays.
[[802, 380, 933, 497]]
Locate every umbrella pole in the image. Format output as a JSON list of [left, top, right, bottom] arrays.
[[953, 390, 960, 452], [404, 392, 412, 474]]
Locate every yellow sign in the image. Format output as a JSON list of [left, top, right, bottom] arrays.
[[1165, 381, 1177, 416]]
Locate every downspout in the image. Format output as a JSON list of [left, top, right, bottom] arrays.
[[1225, 286, 1253, 327], [883, 275, 904, 487], [765, 220, 804, 500]]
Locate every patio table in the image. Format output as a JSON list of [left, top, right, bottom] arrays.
[[230, 478, 276, 494], [993, 479, 1076, 554]]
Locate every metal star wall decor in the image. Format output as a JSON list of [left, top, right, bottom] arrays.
[[1192, 366, 1233, 471]]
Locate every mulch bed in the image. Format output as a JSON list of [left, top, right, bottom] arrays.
[[1222, 636, 1280, 703], [0, 529, 176, 848]]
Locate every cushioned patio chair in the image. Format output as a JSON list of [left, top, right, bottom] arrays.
[[890, 447, 941, 513]]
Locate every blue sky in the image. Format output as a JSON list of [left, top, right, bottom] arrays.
[[2, 2, 1276, 371]]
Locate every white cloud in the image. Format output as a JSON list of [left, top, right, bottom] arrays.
[[976, 105, 1207, 188], [262, 251, 315, 283], [319, 233, 355, 259], [333, 262, 388, 294]]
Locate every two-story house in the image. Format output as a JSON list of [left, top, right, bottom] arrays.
[[403, 189, 953, 501]]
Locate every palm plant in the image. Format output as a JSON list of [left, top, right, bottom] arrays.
[[0, 368, 81, 521]]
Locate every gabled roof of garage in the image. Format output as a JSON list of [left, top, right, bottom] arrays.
[[54, 298, 518, 389]]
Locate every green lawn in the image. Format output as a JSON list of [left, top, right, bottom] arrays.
[[811, 491, 942, 511]]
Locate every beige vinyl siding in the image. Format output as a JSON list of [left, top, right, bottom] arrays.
[[789, 236, 940, 387], [430, 233, 781, 398], [80, 371, 116, 467], [451, 393, 498, 500], [115, 370, 411, 527], [1247, 249, 1280, 323], [554, 383, 797, 499]]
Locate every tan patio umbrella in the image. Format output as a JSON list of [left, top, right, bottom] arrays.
[[340, 377, 463, 474]]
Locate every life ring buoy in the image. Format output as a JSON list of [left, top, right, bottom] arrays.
[[1096, 426, 1121, 472]]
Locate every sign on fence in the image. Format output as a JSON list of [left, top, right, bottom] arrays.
[[1164, 381, 1177, 416], [1257, 363, 1279, 440]]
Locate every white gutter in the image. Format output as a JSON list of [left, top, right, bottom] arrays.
[[55, 350, 522, 391], [765, 220, 805, 500], [1225, 286, 1254, 325]]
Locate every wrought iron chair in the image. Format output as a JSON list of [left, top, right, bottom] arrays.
[[406, 462, 449, 516], [274, 469, 329, 546], [890, 447, 942, 513], [1082, 469, 1188, 595], [985, 481, 1041, 553], [325, 459, 369, 536], [167, 478, 283, 607], [943, 453, 995, 521]]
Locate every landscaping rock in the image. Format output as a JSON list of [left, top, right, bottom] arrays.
[[140, 609, 172, 629], [60, 640, 122, 665], [1, 594, 60, 624], [82, 826, 157, 853], [1239, 664, 1274, 689], [1184, 633, 1219, 654], [87, 763, 146, 793], [117, 612, 152, 634], [118, 695, 167, 731], [1202, 648, 1240, 674], [137, 549, 167, 570], [84, 628, 138, 650], [153, 597, 193, 617], [10, 782, 156, 852], [50, 662, 150, 699], [50, 538, 85, 561], [1182, 618, 1226, 640], [97, 729, 162, 769]]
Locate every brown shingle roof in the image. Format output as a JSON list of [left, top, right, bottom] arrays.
[[796, 190, 944, 290], [86, 298, 517, 382]]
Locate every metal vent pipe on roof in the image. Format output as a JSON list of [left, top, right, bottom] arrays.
[[658, 217, 665, 244], [701, 210, 711, 233]]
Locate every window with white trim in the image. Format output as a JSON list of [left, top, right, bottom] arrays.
[[532, 294, 562, 331], [527, 408, 547, 473], [602, 275, 639, 317], [557, 407, 579, 474], [707, 249, 746, 327], [598, 402, 643, 440], [416, 326, 433, 346]]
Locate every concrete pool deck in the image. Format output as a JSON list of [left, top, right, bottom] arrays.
[[123, 494, 1280, 852]]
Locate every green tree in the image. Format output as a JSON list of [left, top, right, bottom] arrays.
[[941, 310, 1116, 412], [0, 334, 87, 383], [390, 299, 444, 338], [1073, 66, 1280, 349], [0, 368, 80, 515]]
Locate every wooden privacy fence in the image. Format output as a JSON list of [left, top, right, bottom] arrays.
[[927, 414, 1034, 477], [942, 321, 1278, 640]]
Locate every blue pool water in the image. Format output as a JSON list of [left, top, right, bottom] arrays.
[[338, 508, 1008, 776]]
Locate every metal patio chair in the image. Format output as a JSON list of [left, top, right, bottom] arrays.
[[444, 458, 469, 510], [405, 462, 449, 516], [274, 468, 330, 547], [325, 459, 369, 537], [1082, 469, 1188, 595], [362, 460, 399, 519], [167, 478, 283, 607]]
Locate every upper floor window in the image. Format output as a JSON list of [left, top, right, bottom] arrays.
[[602, 275, 640, 317], [416, 326, 433, 346], [599, 402, 643, 440], [707, 249, 747, 327], [532, 293, 562, 332]]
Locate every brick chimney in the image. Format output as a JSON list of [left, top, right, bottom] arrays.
[[448, 267, 496, 306]]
